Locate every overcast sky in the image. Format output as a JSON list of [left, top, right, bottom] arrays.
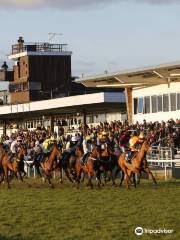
[[0, 0, 180, 76]]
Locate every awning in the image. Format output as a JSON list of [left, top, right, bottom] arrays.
[[76, 61, 180, 88]]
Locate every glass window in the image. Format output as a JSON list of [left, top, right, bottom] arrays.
[[151, 95, 157, 113], [133, 98, 138, 114], [138, 98, 143, 114], [177, 93, 180, 110], [170, 93, 176, 111], [158, 95, 162, 112], [144, 96, 150, 114], [163, 94, 169, 112]]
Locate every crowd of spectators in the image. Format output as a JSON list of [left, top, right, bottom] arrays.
[[1, 119, 180, 154]]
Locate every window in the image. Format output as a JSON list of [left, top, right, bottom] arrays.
[[163, 94, 169, 112], [177, 93, 180, 110], [133, 98, 138, 114], [170, 93, 176, 111], [138, 97, 143, 114], [144, 96, 150, 114], [151, 95, 157, 113], [158, 95, 162, 112]]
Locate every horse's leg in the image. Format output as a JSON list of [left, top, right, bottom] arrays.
[[113, 167, 120, 181], [125, 170, 132, 189], [76, 168, 82, 189], [64, 168, 73, 183], [119, 170, 124, 187], [18, 171, 24, 182], [137, 171, 142, 185], [46, 170, 54, 188], [106, 170, 112, 181], [0, 173, 5, 184], [132, 173, 136, 188], [36, 164, 42, 178], [107, 170, 116, 186], [144, 167, 157, 185], [59, 167, 63, 184], [87, 173, 93, 189], [81, 171, 85, 183], [20, 162, 26, 177], [120, 167, 130, 188], [96, 169, 102, 188], [4, 168, 10, 189]]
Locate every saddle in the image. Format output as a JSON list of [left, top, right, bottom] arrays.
[[125, 151, 137, 162]]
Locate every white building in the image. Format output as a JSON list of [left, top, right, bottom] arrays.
[[77, 61, 180, 123], [0, 92, 126, 136]]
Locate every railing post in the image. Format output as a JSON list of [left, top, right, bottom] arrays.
[[164, 163, 167, 181], [33, 166, 36, 179]]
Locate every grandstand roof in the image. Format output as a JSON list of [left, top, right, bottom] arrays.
[[76, 61, 180, 88]]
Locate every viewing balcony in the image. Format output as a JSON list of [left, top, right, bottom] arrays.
[[11, 42, 68, 54]]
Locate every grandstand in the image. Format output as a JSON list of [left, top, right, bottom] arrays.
[[76, 61, 180, 123]]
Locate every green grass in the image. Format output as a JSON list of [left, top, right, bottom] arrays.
[[0, 178, 180, 240]]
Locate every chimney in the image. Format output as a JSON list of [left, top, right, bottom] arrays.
[[18, 36, 24, 50], [1, 61, 8, 71]]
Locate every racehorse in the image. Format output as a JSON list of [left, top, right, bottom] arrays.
[[118, 140, 157, 189], [90, 144, 120, 187], [40, 143, 63, 187], [59, 150, 77, 184], [15, 145, 27, 181], [0, 144, 19, 188], [100, 143, 120, 185], [75, 145, 96, 189]]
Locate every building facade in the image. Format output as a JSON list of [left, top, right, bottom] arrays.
[[8, 37, 72, 103]]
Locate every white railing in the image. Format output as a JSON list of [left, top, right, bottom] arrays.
[[147, 159, 180, 181], [147, 146, 173, 167], [24, 161, 57, 179]]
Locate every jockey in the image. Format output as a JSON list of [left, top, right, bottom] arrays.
[[3, 136, 11, 151], [34, 141, 43, 161], [98, 131, 109, 150], [125, 131, 139, 161], [65, 136, 78, 155], [82, 135, 92, 164], [30, 141, 43, 168], [10, 136, 23, 162], [129, 131, 139, 152], [119, 130, 130, 153], [138, 132, 145, 145], [42, 135, 54, 157], [114, 137, 121, 156]]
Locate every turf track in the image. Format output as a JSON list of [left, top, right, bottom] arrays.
[[0, 179, 179, 240]]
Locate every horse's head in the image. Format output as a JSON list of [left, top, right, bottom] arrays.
[[12, 159, 19, 172], [75, 145, 84, 157], [17, 145, 27, 160], [53, 143, 63, 159], [91, 145, 101, 159], [142, 140, 150, 152], [101, 143, 113, 157]]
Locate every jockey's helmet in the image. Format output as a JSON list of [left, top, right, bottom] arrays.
[[35, 141, 40, 146], [71, 136, 78, 142], [86, 135, 91, 141], [139, 132, 145, 139], [102, 131, 108, 136], [17, 136, 22, 142], [50, 135, 55, 141]]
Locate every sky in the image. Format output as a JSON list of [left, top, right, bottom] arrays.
[[0, 0, 180, 77]]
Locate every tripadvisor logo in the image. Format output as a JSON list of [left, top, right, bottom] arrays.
[[135, 226, 173, 236], [135, 227, 143, 236]]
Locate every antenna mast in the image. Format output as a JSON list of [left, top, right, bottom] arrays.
[[48, 33, 63, 42]]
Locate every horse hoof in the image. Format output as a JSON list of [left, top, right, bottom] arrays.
[[42, 177, 45, 182]]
